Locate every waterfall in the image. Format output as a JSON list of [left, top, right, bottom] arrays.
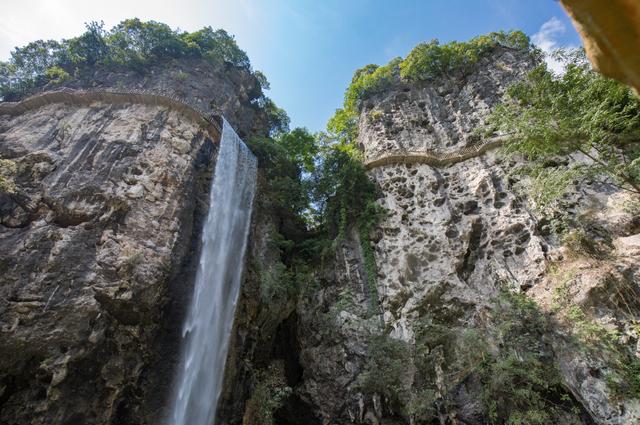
[[168, 118, 257, 425]]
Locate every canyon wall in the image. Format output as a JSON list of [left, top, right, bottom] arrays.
[[222, 46, 640, 425], [0, 58, 270, 424], [1, 41, 639, 425]]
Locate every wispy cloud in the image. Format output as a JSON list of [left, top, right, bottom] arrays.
[[532, 16, 574, 74]]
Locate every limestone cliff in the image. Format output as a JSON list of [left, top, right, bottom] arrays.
[[221, 46, 640, 425], [2, 32, 639, 425]]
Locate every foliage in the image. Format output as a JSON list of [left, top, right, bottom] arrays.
[[606, 357, 640, 401], [410, 315, 487, 423], [360, 230, 380, 312], [407, 292, 570, 423], [274, 128, 318, 173], [361, 334, 412, 409], [358, 291, 582, 423], [246, 128, 315, 224], [508, 162, 583, 214], [248, 125, 384, 309], [44, 66, 71, 83], [561, 228, 605, 259], [486, 48, 640, 197], [478, 291, 579, 425], [400, 31, 533, 82], [552, 274, 640, 401], [262, 98, 291, 137], [567, 306, 640, 400], [243, 362, 292, 425], [0, 19, 264, 101], [255, 253, 295, 304], [327, 30, 536, 146], [310, 138, 384, 238]]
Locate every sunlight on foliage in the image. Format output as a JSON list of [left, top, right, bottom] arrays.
[[487, 48, 640, 197], [0, 159, 17, 193], [0, 19, 266, 102]]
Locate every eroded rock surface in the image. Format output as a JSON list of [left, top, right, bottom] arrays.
[[0, 99, 219, 424], [221, 46, 640, 425], [27, 57, 268, 139]]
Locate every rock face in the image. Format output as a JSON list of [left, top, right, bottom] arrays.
[[36, 57, 268, 139], [285, 46, 560, 424], [352, 47, 640, 424], [0, 97, 219, 424], [221, 45, 640, 425], [2, 42, 639, 425], [358, 46, 533, 163], [0, 53, 271, 424]]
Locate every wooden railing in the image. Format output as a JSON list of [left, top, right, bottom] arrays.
[[0, 88, 223, 141]]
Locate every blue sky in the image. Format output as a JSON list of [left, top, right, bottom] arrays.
[[0, 0, 581, 132]]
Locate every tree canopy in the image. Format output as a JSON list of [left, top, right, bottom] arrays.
[[0, 19, 257, 101]]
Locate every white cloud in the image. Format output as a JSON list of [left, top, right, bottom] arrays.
[[532, 16, 571, 74]]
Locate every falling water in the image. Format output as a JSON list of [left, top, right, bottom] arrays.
[[168, 118, 257, 425]]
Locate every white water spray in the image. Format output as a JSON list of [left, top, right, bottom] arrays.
[[169, 119, 257, 425]]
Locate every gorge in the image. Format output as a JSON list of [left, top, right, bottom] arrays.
[[1, 19, 639, 425]]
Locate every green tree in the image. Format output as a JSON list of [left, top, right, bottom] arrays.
[[310, 138, 382, 238], [0, 39, 63, 99], [180, 27, 250, 68], [64, 21, 109, 67], [327, 30, 536, 147], [276, 127, 318, 174], [487, 49, 640, 196]]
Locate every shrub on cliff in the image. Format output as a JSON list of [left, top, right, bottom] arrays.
[[400, 31, 533, 82], [478, 292, 571, 425], [361, 334, 412, 410]]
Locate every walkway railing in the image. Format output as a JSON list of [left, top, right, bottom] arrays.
[[0, 88, 222, 141], [364, 135, 508, 170]]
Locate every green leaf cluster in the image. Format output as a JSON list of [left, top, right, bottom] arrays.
[[361, 334, 412, 409], [478, 292, 573, 425], [400, 31, 533, 82], [358, 291, 582, 424], [310, 139, 383, 238], [246, 128, 316, 241], [244, 361, 292, 425], [552, 274, 640, 402]]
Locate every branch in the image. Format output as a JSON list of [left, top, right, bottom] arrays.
[[576, 147, 640, 194]]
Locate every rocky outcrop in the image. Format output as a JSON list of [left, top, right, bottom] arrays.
[[221, 45, 640, 425], [285, 46, 558, 424], [2, 34, 638, 425], [351, 45, 640, 424], [357, 46, 533, 163], [33, 57, 269, 139]]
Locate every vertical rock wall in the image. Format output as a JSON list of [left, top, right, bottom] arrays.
[[0, 100, 218, 424], [221, 45, 640, 425]]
